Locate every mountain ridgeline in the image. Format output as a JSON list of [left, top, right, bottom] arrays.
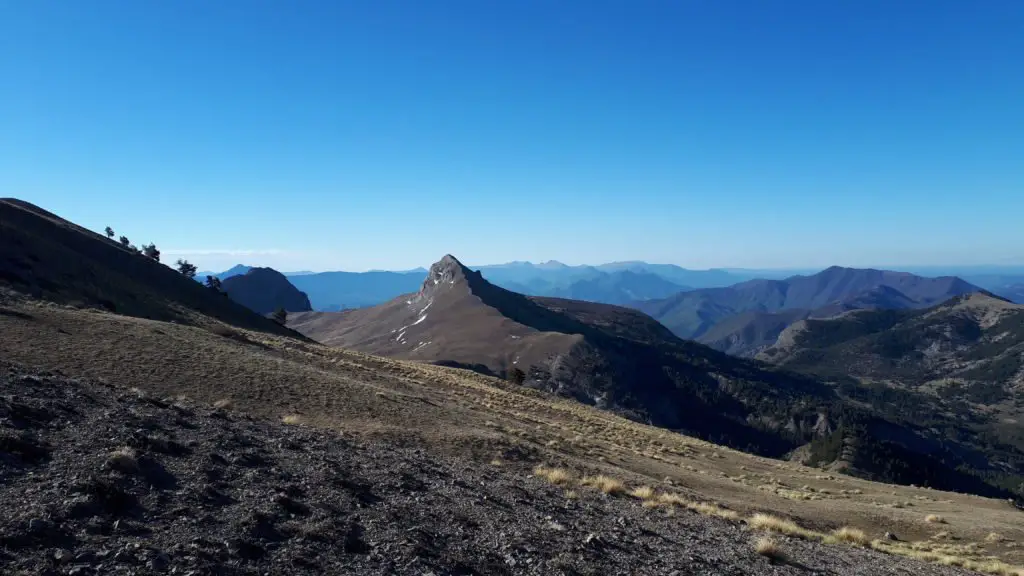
[[635, 266, 982, 357], [755, 293, 1024, 496], [0, 198, 296, 337], [289, 255, 1024, 497]]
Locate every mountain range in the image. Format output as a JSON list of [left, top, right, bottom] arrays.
[[756, 292, 1024, 494], [200, 261, 751, 311], [7, 198, 1024, 574], [287, 254, 1024, 497], [634, 267, 982, 357]]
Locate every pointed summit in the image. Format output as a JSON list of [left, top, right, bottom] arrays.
[[422, 254, 474, 293]]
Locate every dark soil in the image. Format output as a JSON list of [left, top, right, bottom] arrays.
[[0, 362, 968, 575]]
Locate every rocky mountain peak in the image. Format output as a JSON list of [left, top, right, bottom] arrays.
[[421, 254, 475, 294]]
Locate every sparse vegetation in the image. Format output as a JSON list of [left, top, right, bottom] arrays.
[[104, 226, 114, 239], [581, 474, 626, 496], [281, 414, 303, 425], [175, 259, 197, 279], [507, 366, 526, 385], [272, 307, 288, 325], [629, 485, 655, 500], [205, 275, 223, 292], [831, 526, 869, 546], [141, 243, 160, 261], [213, 398, 234, 410], [754, 536, 785, 561], [105, 447, 138, 473], [119, 235, 130, 247], [747, 513, 822, 541], [925, 514, 946, 524], [533, 465, 574, 486]]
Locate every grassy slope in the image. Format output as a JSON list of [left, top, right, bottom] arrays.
[[3, 298, 1024, 572]]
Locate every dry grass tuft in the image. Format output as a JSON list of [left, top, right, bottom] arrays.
[[986, 532, 1006, 543], [106, 447, 138, 473], [870, 540, 1024, 576], [564, 490, 578, 499], [747, 513, 821, 541], [533, 465, 574, 486], [630, 485, 656, 500], [754, 536, 786, 561], [925, 514, 947, 524], [692, 501, 740, 521], [281, 414, 303, 425], [831, 527, 869, 547], [213, 398, 234, 409], [581, 474, 626, 496]]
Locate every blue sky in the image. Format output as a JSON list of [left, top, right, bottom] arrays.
[[2, 1, 1022, 272]]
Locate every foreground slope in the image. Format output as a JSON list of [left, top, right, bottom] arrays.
[[222, 267, 313, 314], [0, 198, 293, 336], [1, 363, 986, 576], [3, 296, 1024, 573], [636, 266, 980, 355]]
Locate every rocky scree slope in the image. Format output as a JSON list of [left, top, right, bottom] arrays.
[[0, 363, 976, 576], [221, 267, 313, 315]]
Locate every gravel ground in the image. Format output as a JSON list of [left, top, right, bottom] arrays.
[[1, 362, 970, 575]]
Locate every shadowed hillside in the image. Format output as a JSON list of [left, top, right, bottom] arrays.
[[0, 198, 295, 337], [222, 267, 313, 315]]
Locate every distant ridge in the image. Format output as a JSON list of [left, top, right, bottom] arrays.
[[635, 266, 982, 356]]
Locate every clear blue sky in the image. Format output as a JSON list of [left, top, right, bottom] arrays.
[[2, 1, 1022, 272]]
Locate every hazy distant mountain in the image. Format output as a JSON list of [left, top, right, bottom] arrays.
[[288, 270, 426, 311], [636, 267, 981, 356], [221, 267, 312, 315], [552, 270, 690, 305], [998, 284, 1024, 303], [594, 262, 745, 288], [196, 264, 251, 281]]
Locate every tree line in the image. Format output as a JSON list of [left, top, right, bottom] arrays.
[[103, 225, 222, 294]]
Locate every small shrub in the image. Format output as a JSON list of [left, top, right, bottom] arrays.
[[282, 414, 303, 425], [748, 513, 821, 540], [832, 526, 869, 546], [755, 536, 786, 561], [105, 447, 138, 473], [985, 532, 1005, 543], [925, 514, 946, 524], [630, 486, 655, 500], [581, 474, 626, 496], [213, 398, 234, 410], [533, 466, 574, 486]]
